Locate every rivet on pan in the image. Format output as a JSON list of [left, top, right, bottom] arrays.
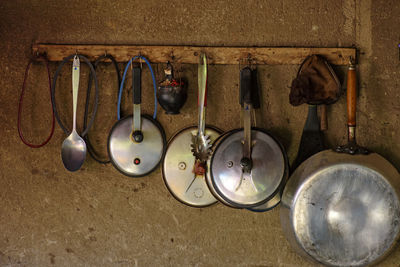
[[178, 162, 186, 170], [227, 161, 233, 168]]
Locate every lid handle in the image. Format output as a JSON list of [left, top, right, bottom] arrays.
[[132, 67, 142, 105], [132, 66, 143, 142], [240, 67, 252, 107]]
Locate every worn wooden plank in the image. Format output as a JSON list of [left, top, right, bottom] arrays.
[[32, 44, 356, 65]]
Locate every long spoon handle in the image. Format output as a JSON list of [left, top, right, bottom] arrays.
[[72, 56, 80, 132]]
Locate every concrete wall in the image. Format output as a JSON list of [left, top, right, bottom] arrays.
[[1, 0, 399, 266]]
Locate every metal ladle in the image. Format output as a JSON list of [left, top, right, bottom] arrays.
[[61, 55, 87, 171]]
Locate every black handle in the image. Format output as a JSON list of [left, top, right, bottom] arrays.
[[240, 67, 252, 107], [132, 67, 141, 104], [250, 68, 261, 109]]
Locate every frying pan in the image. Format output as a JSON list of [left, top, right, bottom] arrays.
[[281, 60, 400, 266]]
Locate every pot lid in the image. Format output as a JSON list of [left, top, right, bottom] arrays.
[[163, 126, 220, 207], [210, 129, 286, 207], [108, 115, 166, 177]]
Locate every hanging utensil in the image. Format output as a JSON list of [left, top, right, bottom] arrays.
[[290, 55, 341, 171], [157, 62, 187, 114], [209, 66, 288, 208], [61, 55, 87, 172], [281, 59, 400, 266], [191, 54, 212, 161], [108, 56, 166, 177], [162, 53, 221, 207]]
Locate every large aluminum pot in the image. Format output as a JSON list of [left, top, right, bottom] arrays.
[[280, 61, 400, 266]]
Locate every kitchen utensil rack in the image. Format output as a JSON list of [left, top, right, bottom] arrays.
[[32, 44, 355, 65]]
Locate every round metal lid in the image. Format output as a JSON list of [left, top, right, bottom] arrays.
[[286, 150, 400, 267], [108, 114, 166, 177], [162, 126, 221, 207], [210, 128, 286, 208], [248, 192, 281, 212], [205, 130, 240, 208]]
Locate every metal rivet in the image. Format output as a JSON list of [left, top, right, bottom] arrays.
[[178, 162, 186, 170], [227, 161, 233, 168]]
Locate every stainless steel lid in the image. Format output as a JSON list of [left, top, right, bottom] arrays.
[[205, 130, 240, 208], [210, 128, 286, 207], [163, 126, 220, 207], [108, 114, 166, 177], [282, 150, 400, 266]]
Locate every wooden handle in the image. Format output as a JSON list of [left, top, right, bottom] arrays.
[[347, 66, 357, 126]]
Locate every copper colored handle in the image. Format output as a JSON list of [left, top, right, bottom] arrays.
[[347, 65, 356, 127]]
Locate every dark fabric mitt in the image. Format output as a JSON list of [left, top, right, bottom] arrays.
[[290, 55, 341, 106]]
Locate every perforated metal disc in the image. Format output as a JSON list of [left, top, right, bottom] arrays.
[[162, 126, 221, 207], [210, 128, 287, 208], [108, 114, 166, 177]]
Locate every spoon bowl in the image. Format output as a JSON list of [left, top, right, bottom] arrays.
[[61, 130, 87, 171]]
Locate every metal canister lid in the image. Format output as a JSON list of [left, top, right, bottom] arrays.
[[108, 115, 166, 177], [210, 129, 286, 207], [162, 126, 221, 207]]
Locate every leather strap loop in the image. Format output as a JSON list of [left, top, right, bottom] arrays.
[[18, 54, 55, 148], [83, 54, 121, 164]]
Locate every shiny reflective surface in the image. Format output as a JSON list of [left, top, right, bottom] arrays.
[[61, 56, 87, 172], [281, 150, 400, 267], [163, 126, 220, 207], [61, 130, 87, 172], [210, 129, 286, 207], [205, 130, 286, 211], [108, 115, 165, 177], [248, 192, 281, 212]]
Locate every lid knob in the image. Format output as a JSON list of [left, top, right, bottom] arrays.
[[240, 157, 252, 173]]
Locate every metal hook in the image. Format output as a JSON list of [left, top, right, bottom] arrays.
[[247, 53, 254, 69], [75, 50, 78, 56], [104, 50, 107, 57], [349, 55, 355, 65]]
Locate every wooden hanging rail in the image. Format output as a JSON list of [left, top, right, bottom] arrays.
[[32, 44, 356, 65]]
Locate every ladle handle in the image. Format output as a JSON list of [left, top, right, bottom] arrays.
[[347, 63, 356, 127], [72, 56, 80, 132]]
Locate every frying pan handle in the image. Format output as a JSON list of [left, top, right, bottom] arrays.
[[347, 63, 356, 127]]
